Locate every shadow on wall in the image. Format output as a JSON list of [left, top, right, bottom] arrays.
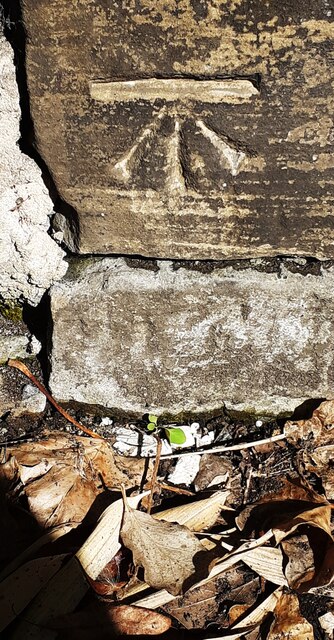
[[1, 0, 80, 251]]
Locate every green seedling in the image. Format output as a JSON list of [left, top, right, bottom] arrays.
[[164, 427, 187, 445], [147, 414, 158, 431], [146, 415, 187, 445]]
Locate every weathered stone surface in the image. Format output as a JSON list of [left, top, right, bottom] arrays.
[[49, 258, 334, 416], [22, 1, 334, 259], [0, 35, 67, 306], [0, 309, 41, 419], [0, 311, 40, 364]]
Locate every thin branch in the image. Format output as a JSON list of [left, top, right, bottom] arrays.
[[7, 359, 103, 440], [160, 433, 286, 460], [146, 436, 162, 514]]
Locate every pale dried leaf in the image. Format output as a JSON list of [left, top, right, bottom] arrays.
[[120, 493, 206, 595], [267, 592, 314, 640], [0, 555, 67, 633], [153, 490, 231, 531], [241, 546, 287, 587], [9, 493, 148, 640], [76, 492, 147, 580]]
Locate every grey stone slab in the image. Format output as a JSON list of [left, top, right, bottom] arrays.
[[49, 258, 334, 416], [22, 1, 334, 259]]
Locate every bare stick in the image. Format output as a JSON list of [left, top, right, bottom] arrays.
[[160, 433, 286, 460], [146, 436, 162, 514], [8, 359, 103, 440], [157, 482, 195, 497]]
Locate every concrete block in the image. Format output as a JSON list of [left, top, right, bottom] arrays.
[[49, 258, 334, 416]]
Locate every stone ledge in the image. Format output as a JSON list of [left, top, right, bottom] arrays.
[[49, 258, 334, 417]]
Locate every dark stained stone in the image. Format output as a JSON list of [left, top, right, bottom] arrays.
[[22, 1, 334, 258]]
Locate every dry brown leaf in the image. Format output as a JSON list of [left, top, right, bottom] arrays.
[[285, 400, 334, 447], [2, 431, 151, 529], [128, 531, 279, 608], [281, 534, 316, 590], [286, 403, 334, 501], [194, 454, 242, 505], [267, 592, 314, 640], [163, 578, 220, 630], [120, 488, 207, 595], [236, 477, 330, 534], [205, 587, 283, 640], [49, 604, 171, 636], [164, 564, 259, 630]]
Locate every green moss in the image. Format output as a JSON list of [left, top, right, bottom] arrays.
[[0, 300, 23, 323], [65, 256, 104, 281]]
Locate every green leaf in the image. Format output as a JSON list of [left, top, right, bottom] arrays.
[[164, 428, 187, 445], [147, 423, 157, 431], [148, 414, 158, 425]]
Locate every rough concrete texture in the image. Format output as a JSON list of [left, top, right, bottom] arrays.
[[0, 35, 67, 306], [49, 258, 334, 416], [22, 1, 334, 258]]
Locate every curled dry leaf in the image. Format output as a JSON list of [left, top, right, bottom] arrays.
[[281, 534, 316, 590], [267, 591, 314, 640], [285, 401, 334, 501], [49, 604, 171, 637], [2, 431, 151, 530], [236, 478, 334, 590], [205, 587, 283, 640], [285, 400, 334, 447], [120, 488, 208, 596]]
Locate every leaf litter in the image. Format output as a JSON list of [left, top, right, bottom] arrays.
[[0, 366, 334, 639]]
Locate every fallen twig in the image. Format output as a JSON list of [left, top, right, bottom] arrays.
[[157, 482, 195, 496], [7, 359, 103, 440], [146, 436, 162, 514], [160, 433, 286, 460]]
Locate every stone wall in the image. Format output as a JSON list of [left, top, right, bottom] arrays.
[[1, 1, 334, 422]]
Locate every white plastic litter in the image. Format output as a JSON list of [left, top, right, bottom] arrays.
[[167, 454, 201, 486], [111, 426, 172, 457]]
